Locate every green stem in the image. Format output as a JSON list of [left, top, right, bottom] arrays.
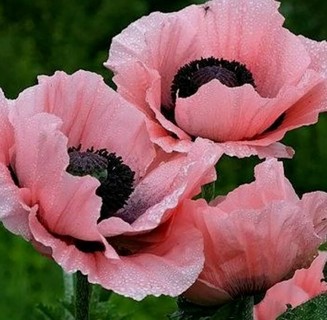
[[242, 296, 254, 319], [63, 272, 74, 303], [210, 295, 254, 319], [229, 296, 254, 320], [75, 272, 92, 320], [63, 272, 74, 320]]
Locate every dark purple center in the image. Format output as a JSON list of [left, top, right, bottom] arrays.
[[192, 65, 238, 89], [67, 145, 135, 222], [170, 57, 256, 103]]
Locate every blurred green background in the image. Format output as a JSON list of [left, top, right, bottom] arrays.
[[0, 0, 326, 319]]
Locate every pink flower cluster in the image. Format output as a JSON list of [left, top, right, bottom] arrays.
[[0, 0, 327, 318]]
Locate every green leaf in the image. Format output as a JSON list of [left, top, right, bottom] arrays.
[[277, 294, 327, 320], [319, 242, 327, 251], [168, 297, 221, 320], [211, 297, 254, 320], [168, 296, 254, 320], [36, 303, 65, 320], [201, 181, 216, 202], [60, 300, 75, 320]]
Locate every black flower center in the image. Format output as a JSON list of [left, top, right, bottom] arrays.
[[171, 57, 256, 103], [67, 145, 135, 222], [67, 146, 108, 182]]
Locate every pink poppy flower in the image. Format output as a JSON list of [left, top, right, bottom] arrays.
[[105, 0, 327, 158], [179, 159, 327, 305], [254, 251, 327, 320], [0, 70, 223, 299]]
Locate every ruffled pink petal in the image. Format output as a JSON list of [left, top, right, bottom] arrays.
[[183, 278, 231, 306], [107, 7, 202, 107], [213, 70, 324, 157], [0, 92, 31, 239], [107, 9, 200, 148], [75, 79, 156, 180], [14, 70, 105, 140], [175, 69, 322, 143], [248, 27, 310, 97], [98, 217, 134, 237], [254, 284, 308, 320], [254, 252, 327, 320], [249, 74, 326, 148], [175, 81, 268, 142], [145, 118, 193, 153], [183, 197, 321, 305], [29, 208, 119, 272], [13, 113, 102, 241], [97, 152, 184, 235], [0, 90, 14, 164], [14, 70, 155, 178], [217, 159, 299, 212], [110, 62, 160, 118], [150, 103, 190, 141], [100, 138, 223, 236], [30, 202, 204, 300], [301, 191, 327, 241], [217, 141, 294, 159], [292, 251, 327, 296], [0, 163, 31, 239], [278, 80, 327, 131], [97, 216, 204, 300], [109, 17, 197, 145], [299, 36, 327, 78]]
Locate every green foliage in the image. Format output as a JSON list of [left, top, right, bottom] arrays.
[[319, 242, 327, 251], [169, 296, 254, 320], [107, 294, 176, 320], [36, 303, 70, 320], [280, 0, 327, 40], [277, 294, 327, 320], [0, 0, 147, 98], [0, 227, 63, 320]]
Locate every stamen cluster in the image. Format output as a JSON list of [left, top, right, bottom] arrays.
[[171, 57, 256, 103]]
